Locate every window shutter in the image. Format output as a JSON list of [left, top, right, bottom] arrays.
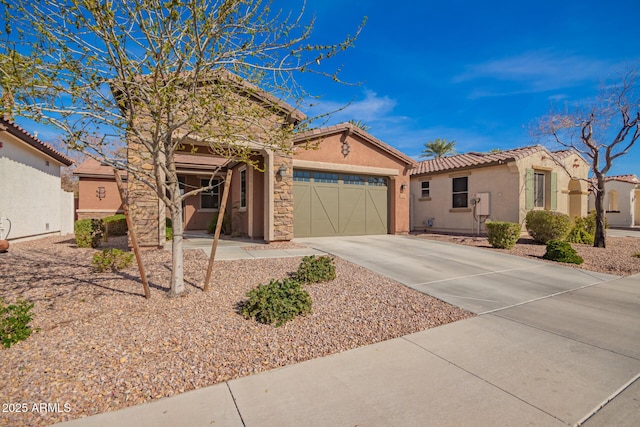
[[525, 169, 534, 210], [550, 172, 558, 210]]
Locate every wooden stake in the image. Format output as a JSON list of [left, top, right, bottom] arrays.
[[204, 169, 233, 291], [113, 169, 151, 299]]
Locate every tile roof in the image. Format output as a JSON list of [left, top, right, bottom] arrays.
[[292, 122, 417, 166], [605, 174, 640, 184], [0, 116, 74, 166], [73, 158, 127, 178], [411, 145, 548, 175]]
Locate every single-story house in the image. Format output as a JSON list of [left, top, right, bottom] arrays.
[[409, 145, 590, 233], [74, 157, 127, 220], [588, 174, 640, 227], [0, 116, 75, 241], [123, 121, 415, 247]]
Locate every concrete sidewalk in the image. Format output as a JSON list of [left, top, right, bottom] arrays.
[[54, 236, 640, 426]]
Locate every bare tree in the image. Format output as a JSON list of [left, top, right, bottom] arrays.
[[1, 0, 364, 296], [537, 71, 640, 248]]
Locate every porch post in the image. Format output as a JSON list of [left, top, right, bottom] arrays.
[[265, 149, 275, 242]]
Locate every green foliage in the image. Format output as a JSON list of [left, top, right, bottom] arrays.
[[166, 217, 173, 241], [91, 248, 134, 273], [485, 221, 521, 249], [525, 210, 571, 244], [566, 217, 595, 245], [632, 252, 640, 258], [1, 298, 37, 348], [74, 218, 104, 248], [543, 240, 584, 265], [103, 214, 127, 236], [419, 138, 457, 158], [295, 255, 337, 283], [585, 210, 609, 236], [241, 278, 312, 327], [207, 212, 231, 235]]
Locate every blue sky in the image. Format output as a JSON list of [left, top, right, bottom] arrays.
[[14, 0, 640, 176], [295, 0, 640, 176]]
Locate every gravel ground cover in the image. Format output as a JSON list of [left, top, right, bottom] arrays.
[[0, 235, 471, 427], [413, 232, 640, 276]]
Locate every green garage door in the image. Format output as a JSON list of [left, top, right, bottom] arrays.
[[293, 170, 388, 237]]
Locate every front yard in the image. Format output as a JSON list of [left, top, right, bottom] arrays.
[[0, 236, 471, 427]]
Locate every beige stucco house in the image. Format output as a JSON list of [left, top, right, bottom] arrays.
[[410, 145, 590, 233], [588, 174, 640, 227], [0, 117, 75, 241]]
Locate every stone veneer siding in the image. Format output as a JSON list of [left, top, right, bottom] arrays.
[[272, 153, 294, 241], [127, 142, 162, 247]]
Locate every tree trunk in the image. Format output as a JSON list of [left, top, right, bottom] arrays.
[[593, 176, 607, 248], [168, 189, 186, 296]]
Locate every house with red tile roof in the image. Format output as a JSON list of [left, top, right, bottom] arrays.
[[588, 174, 640, 227], [410, 145, 590, 233], [0, 117, 75, 241]]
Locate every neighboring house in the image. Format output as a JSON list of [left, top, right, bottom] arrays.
[[0, 117, 74, 241], [588, 175, 640, 227], [410, 145, 590, 233], [74, 158, 127, 220]]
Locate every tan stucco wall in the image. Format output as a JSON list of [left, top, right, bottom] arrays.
[[294, 132, 412, 234], [411, 151, 590, 233], [411, 164, 520, 233]]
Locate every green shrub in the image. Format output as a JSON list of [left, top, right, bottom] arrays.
[[525, 210, 571, 244], [485, 221, 521, 249], [295, 255, 337, 283], [585, 210, 609, 236], [103, 214, 127, 236], [1, 298, 37, 348], [206, 213, 231, 235], [91, 248, 134, 272], [566, 217, 595, 245], [543, 240, 584, 265], [241, 278, 312, 327], [74, 218, 104, 248], [166, 217, 173, 241]]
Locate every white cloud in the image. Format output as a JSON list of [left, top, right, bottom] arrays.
[[307, 89, 401, 125], [454, 50, 617, 97]]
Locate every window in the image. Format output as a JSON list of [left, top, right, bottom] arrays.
[[368, 177, 387, 187], [200, 178, 220, 209], [452, 177, 468, 208], [314, 172, 339, 183], [342, 174, 365, 185], [240, 169, 247, 209], [534, 172, 545, 208], [293, 170, 311, 182], [421, 181, 430, 198], [607, 190, 619, 212]]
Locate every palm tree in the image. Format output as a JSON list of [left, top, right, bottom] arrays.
[[420, 138, 456, 158], [347, 119, 370, 131]]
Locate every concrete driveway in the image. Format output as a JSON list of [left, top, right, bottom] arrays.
[[295, 234, 618, 313]]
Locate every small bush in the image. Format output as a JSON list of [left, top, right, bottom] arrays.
[[206, 213, 231, 235], [103, 214, 127, 236], [525, 210, 571, 244], [566, 217, 595, 245], [166, 217, 173, 241], [485, 221, 521, 249], [543, 240, 584, 265], [585, 210, 609, 236], [74, 218, 104, 248], [295, 255, 337, 283], [1, 298, 37, 348], [241, 278, 312, 327], [91, 248, 134, 272]]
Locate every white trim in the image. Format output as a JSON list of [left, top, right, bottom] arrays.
[[292, 159, 399, 176]]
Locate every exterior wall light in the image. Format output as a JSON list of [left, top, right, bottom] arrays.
[[400, 183, 408, 192], [277, 164, 287, 178]]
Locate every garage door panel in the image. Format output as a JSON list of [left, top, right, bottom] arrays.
[[365, 187, 388, 235], [293, 183, 311, 237], [311, 185, 339, 236], [293, 170, 388, 237], [339, 187, 366, 235]]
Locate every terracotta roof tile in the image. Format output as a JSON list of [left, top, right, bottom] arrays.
[[605, 174, 640, 184], [411, 145, 547, 175], [74, 158, 127, 178], [0, 116, 74, 166]]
